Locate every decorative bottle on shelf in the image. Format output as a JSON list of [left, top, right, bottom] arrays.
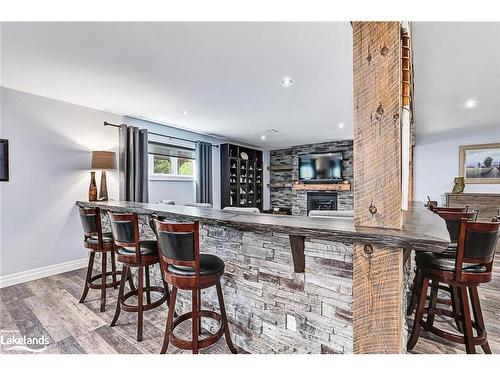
[[88, 171, 98, 201]]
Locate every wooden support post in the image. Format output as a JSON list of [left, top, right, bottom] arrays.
[[352, 21, 406, 353]]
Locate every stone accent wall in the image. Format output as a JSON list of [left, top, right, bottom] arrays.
[[269, 148, 294, 209], [270, 140, 354, 215], [96, 215, 354, 354]]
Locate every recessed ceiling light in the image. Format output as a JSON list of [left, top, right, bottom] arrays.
[[260, 135, 267, 140], [338, 122, 345, 129], [464, 99, 478, 109], [267, 129, 279, 133], [281, 77, 293, 87], [182, 110, 189, 115]]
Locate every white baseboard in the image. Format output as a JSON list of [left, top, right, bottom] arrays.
[[0, 257, 88, 288]]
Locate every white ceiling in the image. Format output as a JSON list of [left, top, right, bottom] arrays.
[[0, 22, 353, 149], [412, 22, 500, 141], [1, 22, 499, 149]]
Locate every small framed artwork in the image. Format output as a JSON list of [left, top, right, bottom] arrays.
[[0, 139, 8, 182], [459, 142, 500, 184]]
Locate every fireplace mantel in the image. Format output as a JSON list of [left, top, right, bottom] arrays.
[[292, 182, 351, 191]]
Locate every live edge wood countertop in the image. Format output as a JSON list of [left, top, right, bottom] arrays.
[[76, 200, 450, 253]]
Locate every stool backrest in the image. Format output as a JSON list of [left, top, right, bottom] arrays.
[[79, 207, 99, 235], [108, 212, 141, 261], [455, 219, 500, 281], [79, 206, 104, 245], [436, 211, 476, 242], [154, 220, 200, 280]]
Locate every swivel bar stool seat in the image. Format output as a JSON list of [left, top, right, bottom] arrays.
[[408, 219, 499, 354], [154, 219, 237, 354], [108, 212, 170, 342], [78, 206, 122, 312]]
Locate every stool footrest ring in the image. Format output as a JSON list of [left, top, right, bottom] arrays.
[[170, 310, 225, 350], [88, 271, 122, 289], [120, 286, 167, 312], [420, 319, 487, 346]]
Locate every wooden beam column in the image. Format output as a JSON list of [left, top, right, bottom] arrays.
[[352, 21, 405, 353]]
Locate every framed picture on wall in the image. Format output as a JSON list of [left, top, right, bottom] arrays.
[[0, 139, 9, 181], [459, 142, 500, 184]]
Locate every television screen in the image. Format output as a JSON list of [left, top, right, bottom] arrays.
[[298, 152, 343, 182]]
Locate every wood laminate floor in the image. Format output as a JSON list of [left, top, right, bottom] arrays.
[[1, 259, 499, 354], [0, 268, 236, 354]]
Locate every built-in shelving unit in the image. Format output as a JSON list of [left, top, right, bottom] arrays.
[[220, 143, 263, 210]]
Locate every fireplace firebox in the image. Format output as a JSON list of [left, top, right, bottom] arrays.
[[307, 192, 338, 214]]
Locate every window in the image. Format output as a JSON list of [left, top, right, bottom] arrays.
[[148, 142, 196, 180]]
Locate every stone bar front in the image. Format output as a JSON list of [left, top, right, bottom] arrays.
[[76, 200, 449, 354]]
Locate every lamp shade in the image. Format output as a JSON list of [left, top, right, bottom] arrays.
[[91, 151, 116, 170]]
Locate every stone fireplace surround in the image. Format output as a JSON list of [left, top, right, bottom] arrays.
[[270, 140, 353, 216]]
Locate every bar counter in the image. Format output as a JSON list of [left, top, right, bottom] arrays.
[[76, 200, 449, 353], [77, 200, 449, 252]]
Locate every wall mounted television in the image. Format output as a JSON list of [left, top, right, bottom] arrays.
[[298, 152, 343, 183]]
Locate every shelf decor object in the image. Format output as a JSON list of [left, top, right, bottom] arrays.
[[451, 176, 465, 193], [90, 150, 117, 201], [220, 143, 263, 210], [0, 139, 8, 182]]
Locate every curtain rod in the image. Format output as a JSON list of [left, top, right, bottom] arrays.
[[104, 121, 219, 148]]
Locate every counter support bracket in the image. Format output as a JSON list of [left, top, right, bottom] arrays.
[[289, 234, 306, 273]]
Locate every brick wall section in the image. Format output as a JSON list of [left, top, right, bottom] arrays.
[[270, 140, 354, 215], [96, 215, 354, 353]]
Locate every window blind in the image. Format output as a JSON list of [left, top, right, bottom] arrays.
[[148, 141, 196, 160]]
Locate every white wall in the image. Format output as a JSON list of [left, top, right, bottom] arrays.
[[0, 88, 270, 278], [0, 87, 123, 276], [414, 126, 500, 205]]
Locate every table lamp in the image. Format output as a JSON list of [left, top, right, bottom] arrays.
[[90, 151, 117, 201]]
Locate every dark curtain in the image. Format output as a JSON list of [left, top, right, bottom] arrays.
[[119, 125, 149, 202], [195, 141, 213, 204]]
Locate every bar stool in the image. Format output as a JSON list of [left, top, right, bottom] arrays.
[[408, 219, 499, 354], [407, 210, 476, 319], [78, 206, 122, 312], [153, 219, 237, 354], [108, 212, 171, 342]]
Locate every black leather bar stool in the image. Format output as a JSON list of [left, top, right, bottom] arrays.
[[108, 212, 171, 342], [153, 219, 237, 354], [408, 219, 499, 354], [407, 210, 476, 319], [78, 206, 122, 312]]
